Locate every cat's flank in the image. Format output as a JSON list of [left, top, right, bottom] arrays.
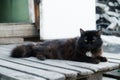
[[10, 29, 107, 64]]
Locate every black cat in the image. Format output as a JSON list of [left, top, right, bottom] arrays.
[[10, 29, 107, 64]]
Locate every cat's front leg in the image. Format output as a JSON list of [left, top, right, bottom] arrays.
[[96, 56, 107, 62], [77, 56, 100, 64], [36, 54, 46, 60]]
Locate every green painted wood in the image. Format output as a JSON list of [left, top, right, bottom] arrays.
[[0, 0, 30, 23]]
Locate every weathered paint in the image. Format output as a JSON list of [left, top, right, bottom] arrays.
[[0, 0, 30, 23]]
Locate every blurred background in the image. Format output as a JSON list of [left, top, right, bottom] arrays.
[[96, 0, 120, 36]]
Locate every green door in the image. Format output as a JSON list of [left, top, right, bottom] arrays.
[[0, 0, 30, 23]]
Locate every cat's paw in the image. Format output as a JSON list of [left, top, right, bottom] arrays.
[[36, 55, 46, 60], [86, 57, 100, 64], [79, 57, 100, 64], [97, 56, 107, 62], [91, 59, 100, 64]]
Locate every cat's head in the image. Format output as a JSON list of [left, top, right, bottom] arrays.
[[78, 28, 103, 51]]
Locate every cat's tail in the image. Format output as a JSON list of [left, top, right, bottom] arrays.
[[10, 44, 35, 58]]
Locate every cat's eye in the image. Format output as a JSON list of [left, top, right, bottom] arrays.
[[84, 37, 87, 42], [92, 39, 95, 42], [92, 37, 96, 42], [84, 39, 88, 42]]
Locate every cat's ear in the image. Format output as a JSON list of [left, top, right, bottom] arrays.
[[97, 30, 102, 36], [80, 28, 85, 35]]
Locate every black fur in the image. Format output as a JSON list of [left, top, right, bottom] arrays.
[[10, 29, 107, 64]]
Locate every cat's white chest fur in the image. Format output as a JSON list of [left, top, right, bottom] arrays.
[[86, 51, 92, 57]]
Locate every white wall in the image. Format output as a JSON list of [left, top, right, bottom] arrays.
[[40, 0, 96, 40]]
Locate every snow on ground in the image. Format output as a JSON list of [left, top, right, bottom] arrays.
[[102, 35, 120, 45], [102, 35, 120, 54]]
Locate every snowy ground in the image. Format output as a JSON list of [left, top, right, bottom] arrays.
[[102, 35, 120, 54]]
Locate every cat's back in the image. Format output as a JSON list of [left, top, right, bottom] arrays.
[[36, 37, 78, 49]]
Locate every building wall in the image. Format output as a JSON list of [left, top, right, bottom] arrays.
[[0, 0, 30, 23]]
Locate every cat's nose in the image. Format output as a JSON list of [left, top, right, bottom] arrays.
[[87, 44, 92, 50], [90, 41, 93, 44], [88, 44, 91, 47]]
